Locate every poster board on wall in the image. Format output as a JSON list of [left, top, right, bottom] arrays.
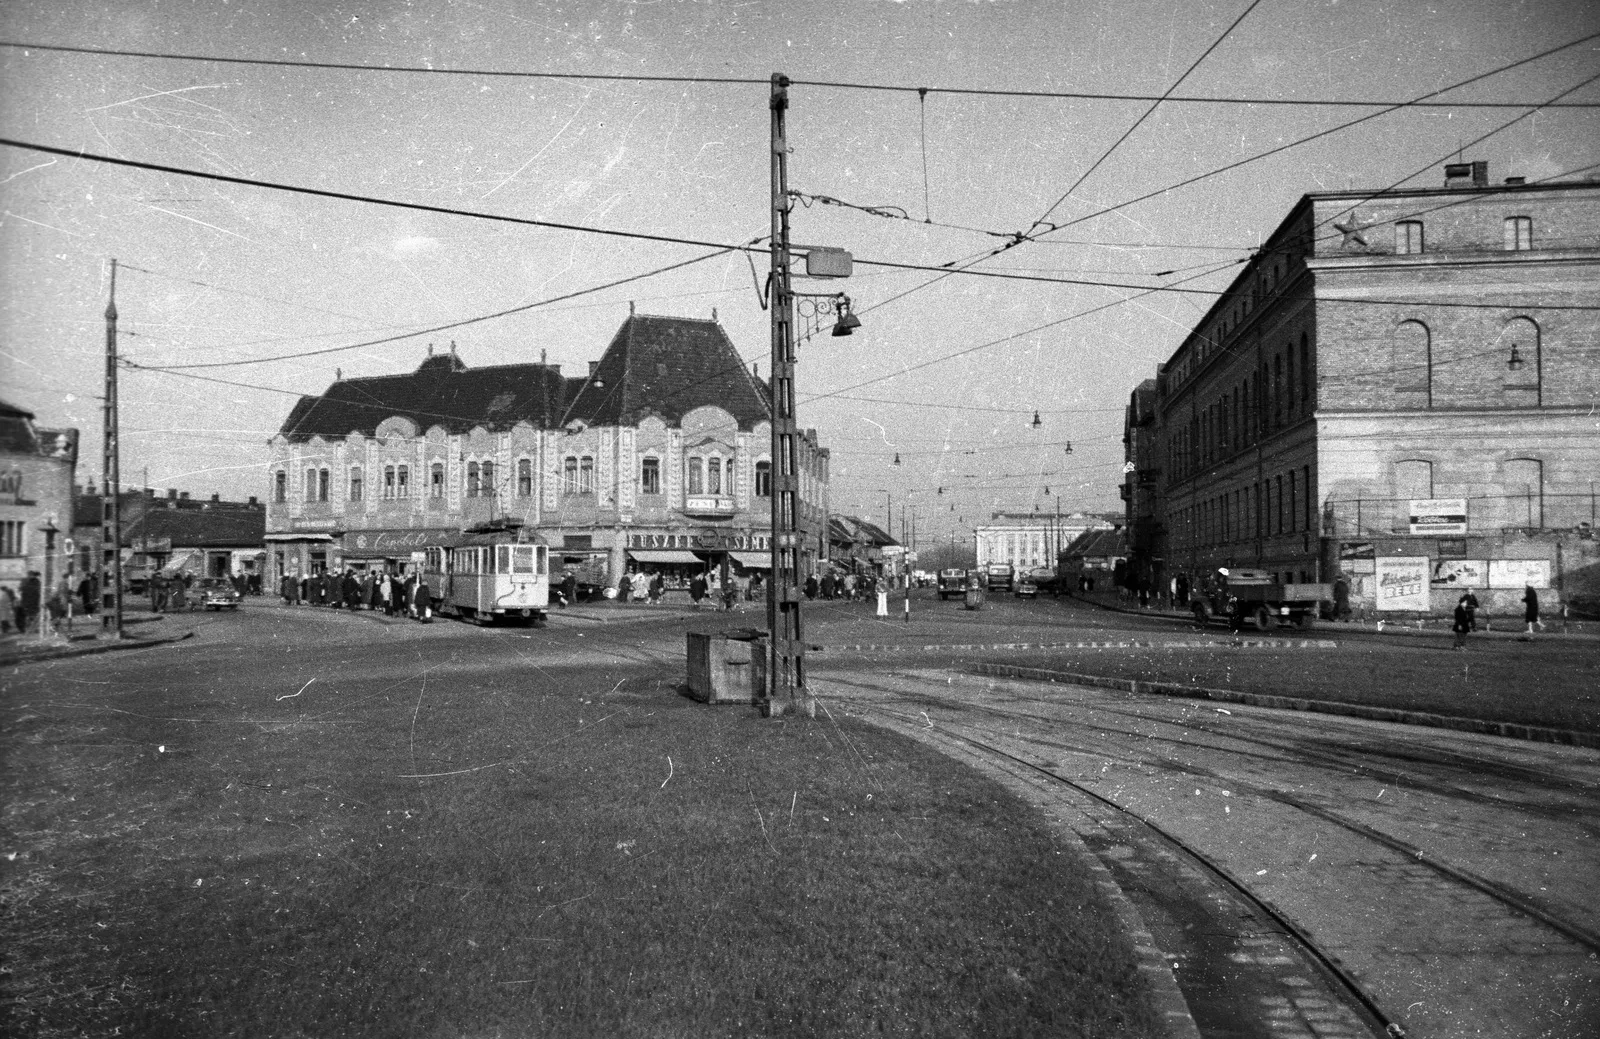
[[1489, 559, 1551, 588], [1431, 559, 1487, 588], [1376, 557, 1431, 611]]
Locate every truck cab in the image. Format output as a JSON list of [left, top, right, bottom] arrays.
[[1190, 567, 1329, 631]]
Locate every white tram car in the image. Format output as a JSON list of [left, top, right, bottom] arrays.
[[422, 529, 550, 625]]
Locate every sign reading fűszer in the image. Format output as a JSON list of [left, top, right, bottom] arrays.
[[1408, 498, 1467, 535]]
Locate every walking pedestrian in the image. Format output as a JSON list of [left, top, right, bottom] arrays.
[[1522, 584, 1543, 637], [1463, 589, 1480, 631], [1, 584, 15, 633], [689, 572, 707, 608], [649, 572, 665, 605], [1452, 594, 1471, 650], [804, 573, 818, 600], [561, 571, 577, 607], [618, 571, 632, 604], [414, 574, 432, 622]]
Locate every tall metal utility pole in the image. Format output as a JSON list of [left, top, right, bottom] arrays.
[[765, 73, 811, 717], [100, 259, 124, 637]]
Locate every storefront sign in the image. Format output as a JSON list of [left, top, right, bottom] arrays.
[[291, 518, 339, 531], [628, 531, 770, 551], [1338, 541, 1374, 561], [1430, 559, 1487, 588], [1489, 559, 1550, 589], [1408, 499, 1467, 536], [344, 528, 461, 555], [1375, 557, 1430, 611]]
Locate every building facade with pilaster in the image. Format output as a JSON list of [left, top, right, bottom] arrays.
[[264, 313, 830, 591]]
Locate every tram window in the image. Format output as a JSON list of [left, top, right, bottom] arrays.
[[511, 545, 536, 574], [536, 546, 548, 575], [497, 545, 510, 573]]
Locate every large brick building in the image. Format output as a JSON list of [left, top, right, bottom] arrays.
[[265, 312, 830, 590], [1124, 162, 1600, 617]]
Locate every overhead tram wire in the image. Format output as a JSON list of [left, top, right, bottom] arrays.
[[7, 139, 1593, 316], [1028, 0, 1266, 236], [134, 243, 755, 370], [5, 39, 1597, 110], [1025, 29, 1600, 243]]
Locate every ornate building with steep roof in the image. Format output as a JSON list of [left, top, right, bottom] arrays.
[[0, 398, 79, 602], [264, 313, 831, 590]]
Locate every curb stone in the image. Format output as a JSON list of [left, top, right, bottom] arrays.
[[972, 662, 1600, 749], [0, 630, 195, 668]]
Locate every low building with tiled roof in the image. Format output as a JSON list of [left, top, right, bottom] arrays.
[[71, 486, 266, 593], [264, 313, 831, 590], [0, 398, 78, 604]]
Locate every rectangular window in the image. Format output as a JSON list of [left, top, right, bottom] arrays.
[[1275, 474, 1284, 534], [518, 459, 532, 497], [708, 457, 723, 495], [579, 456, 594, 494], [0, 520, 24, 557], [1288, 471, 1298, 532], [1395, 220, 1424, 255], [640, 457, 660, 495], [1504, 216, 1532, 251], [349, 466, 363, 502], [384, 466, 396, 499], [274, 471, 287, 503], [1303, 465, 1313, 533], [479, 462, 493, 498], [688, 457, 704, 495], [431, 463, 444, 498], [755, 460, 772, 497], [318, 468, 330, 502], [467, 462, 480, 498], [563, 457, 578, 494], [397, 465, 409, 497]]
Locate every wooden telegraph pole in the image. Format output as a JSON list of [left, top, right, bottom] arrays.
[[100, 259, 124, 637]]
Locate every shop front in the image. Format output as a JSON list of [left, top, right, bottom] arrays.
[[340, 527, 465, 575]]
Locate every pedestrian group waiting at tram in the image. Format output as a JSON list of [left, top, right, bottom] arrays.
[[277, 566, 433, 621]]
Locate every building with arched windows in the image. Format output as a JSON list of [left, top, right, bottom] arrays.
[[1124, 162, 1600, 616], [264, 313, 831, 592]]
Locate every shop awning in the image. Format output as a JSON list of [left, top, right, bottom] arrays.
[[628, 549, 703, 565], [730, 552, 771, 569], [264, 531, 335, 542]]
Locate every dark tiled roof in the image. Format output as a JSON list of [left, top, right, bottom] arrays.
[[0, 398, 39, 454], [278, 352, 569, 442], [1062, 528, 1126, 559], [125, 506, 265, 548], [562, 314, 769, 430], [828, 515, 897, 548]]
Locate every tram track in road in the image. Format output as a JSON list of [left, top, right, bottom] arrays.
[[819, 670, 1600, 1038]]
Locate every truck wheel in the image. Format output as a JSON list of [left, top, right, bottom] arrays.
[[1191, 602, 1210, 628], [1252, 605, 1274, 631]]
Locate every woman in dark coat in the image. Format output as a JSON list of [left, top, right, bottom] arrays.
[[1523, 585, 1542, 635], [414, 577, 432, 622]]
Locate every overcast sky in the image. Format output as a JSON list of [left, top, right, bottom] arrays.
[[2, 0, 1596, 544]]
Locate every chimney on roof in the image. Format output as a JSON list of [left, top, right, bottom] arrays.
[[428, 343, 434, 356], [541, 349, 547, 365], [712, 307, 718, 322], [449, 340, 457, 356], [167, 488, 178, 500], [629, 301, 635, 315], [211, 492, 220, 502], [1444, 160, 1488, 188], [179, 491, 190, 501], [248, 496, 258, 506]]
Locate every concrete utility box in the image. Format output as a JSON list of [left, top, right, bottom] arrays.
[[685, 630, 768, 705]]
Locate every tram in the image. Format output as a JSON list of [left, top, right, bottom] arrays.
[[421, 527, 550, 625]]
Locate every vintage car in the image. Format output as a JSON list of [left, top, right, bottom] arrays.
[[196, 576, 242, 610], [936, 568, 968, 600]]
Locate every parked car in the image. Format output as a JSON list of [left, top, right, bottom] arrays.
[[1014, 573, 1039, 598], [197, 576, 242, 610]]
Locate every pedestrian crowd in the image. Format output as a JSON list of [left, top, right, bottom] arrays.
[[278, 566, 433, 621]]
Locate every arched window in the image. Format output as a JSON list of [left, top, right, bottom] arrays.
[[687, 457, 704, 495], [1499, 316, 1541, 404], [383, 465, 396, 498], [1391, 321, 1431, 404], [396, 465, 409, 498], [348, 466, 363, 502], [707, 457, 723, 495], [430, 463, 444, 498], [517, 459, 532, 497], [579, 456, 594, 493], [466, 462, 480, 497]]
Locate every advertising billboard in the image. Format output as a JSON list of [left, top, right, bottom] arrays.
[[1376, 556, 1431, 611], [1431, 559, 1488, 588], [1408, 499, 1468, 536], [1489, 559, 1551, 588]]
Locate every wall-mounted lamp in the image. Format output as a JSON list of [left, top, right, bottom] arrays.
[[892, 453, 902, 466], [1507, 344, 1526, 371], [831, 296, 862, 337]]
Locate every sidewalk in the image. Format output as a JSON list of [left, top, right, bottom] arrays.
[[0, 612, 194, 668]]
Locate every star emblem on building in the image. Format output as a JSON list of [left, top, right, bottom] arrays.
[[1333, 213, 1369, 250]]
